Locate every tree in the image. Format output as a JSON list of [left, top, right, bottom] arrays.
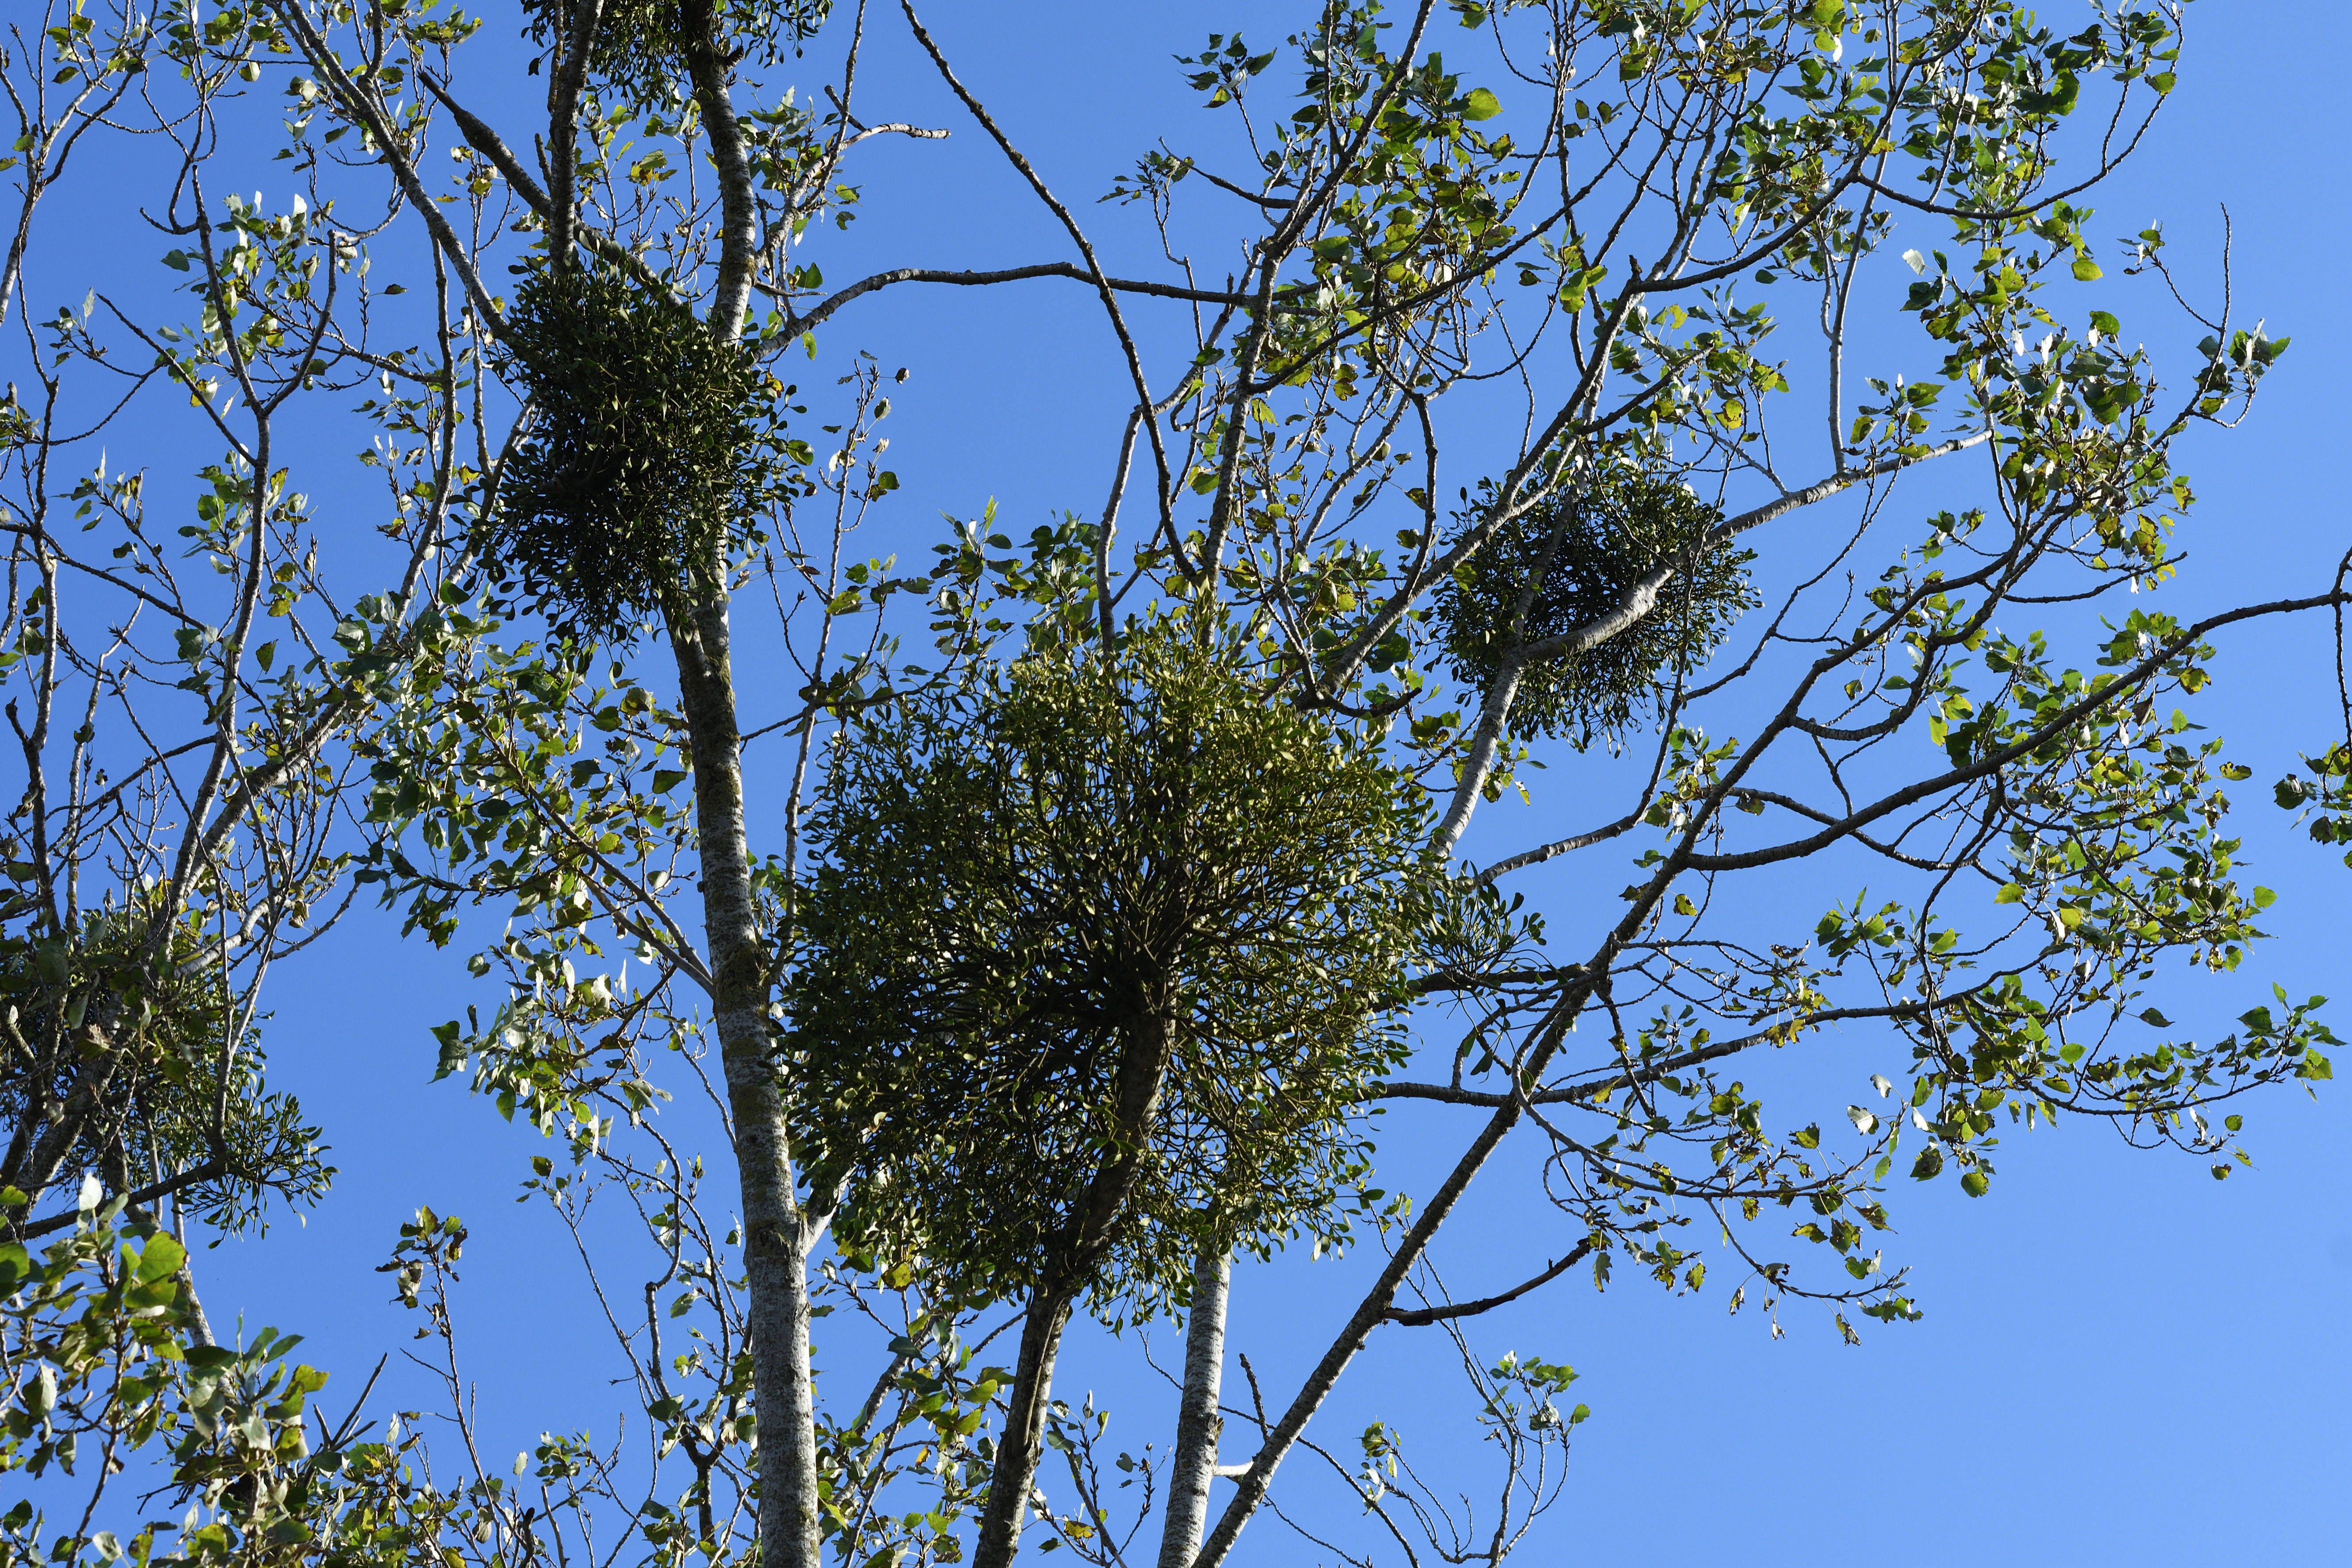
[[0, 0, 502, 1548], [3, 1, 2346, 1566], [0, 0, 470, 1308]]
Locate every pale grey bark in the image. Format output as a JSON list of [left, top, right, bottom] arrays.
[[662, 14, 827, 1565], [1430, 644, 1531, 861], [669, 596, 821, 1568], [1189, 1102, 1519, 1568], [681, 0, 758, 342], [1189, 974, 1593, 1568], [1430, 478, 1579, 862], [544, 0, 604, 269], [1155, 1246, 1232, 1568]]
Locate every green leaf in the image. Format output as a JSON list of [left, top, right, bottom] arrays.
[[430, 1019, 467, 1081], [1959, 1169, 1989, 1198], [135, 1234, 186, 1284], [2072, 256, 2102, 282], [1909, 1146, 1943, 1180], [1461, 88, 1502, 121]]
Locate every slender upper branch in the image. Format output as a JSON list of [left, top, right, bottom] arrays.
[[781, 262, 1269, 337], [265, 0, 507, 339], [418, 70, 681, 301], [680, 0, 758, 341], [1383, 1242, 1594, 1327]]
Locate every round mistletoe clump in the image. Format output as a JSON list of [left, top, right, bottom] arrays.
[[487, 262, 771, 638], [789, 609, 1434, 1314], [1436, 462, 1755, 746]]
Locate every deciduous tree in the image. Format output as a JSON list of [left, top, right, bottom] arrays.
[[4, 2, 2346, 1567]]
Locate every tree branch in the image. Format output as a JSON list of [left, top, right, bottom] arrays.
[[264, 0, 506, 340], [780, 262, 1269, 338], [1383, 1242, 1593, 1327], [19, 1159, 226, 1241], [417, 71, 680, 301], [1686, 588, 2351, 874]]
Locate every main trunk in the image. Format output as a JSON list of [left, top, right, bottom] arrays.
[[1155, 1245, 1231, 1568], [668, 592, 821, 1568]]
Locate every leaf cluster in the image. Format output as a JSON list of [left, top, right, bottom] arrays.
[[0, 1201, 493, 1568], [520, 0, 831, 108], [0, 905, 327, 1237]]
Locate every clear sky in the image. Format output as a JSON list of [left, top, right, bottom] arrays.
[[37, 3, 2350, 1563]]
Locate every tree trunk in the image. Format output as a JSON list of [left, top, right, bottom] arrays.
[[668, 592, 821, 1568], [1155, 1245, 1231, 1568], [971, 1287, 1077, 1568], [974, 1001, 1178, 1568]]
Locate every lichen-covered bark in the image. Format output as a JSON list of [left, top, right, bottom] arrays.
[[660, 6, 825, 1559]]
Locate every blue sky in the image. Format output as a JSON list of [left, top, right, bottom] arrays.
[[31, 2, 2351, 1562]]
